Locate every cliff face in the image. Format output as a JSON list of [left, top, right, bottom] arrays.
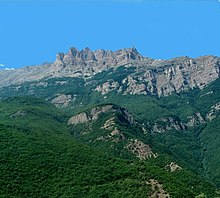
[[96, 55, 220, 96], [0, 47, 219, 96], [0, 47, 145, 87]]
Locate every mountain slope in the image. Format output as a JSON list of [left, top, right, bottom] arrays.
[[0, 47, 219, 97], [0, 47, 220, 196], [200, 116, 220, 186], [1, 72, 220, 188], [0, 97, 217, 197], [0, 97, 151, 198], [68, 104, 156, 160]]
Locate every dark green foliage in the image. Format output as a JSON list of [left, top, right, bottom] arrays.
[[0, 67, 220, 195], [0, 98, 151, 197], [200, 116, 220, 186], [0, 97, 217, 197], [70, 106, 146, 160]]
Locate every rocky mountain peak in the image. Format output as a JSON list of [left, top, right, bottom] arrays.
[[68, 47, 79, 57], [79, 47, 96, 61], [93, 49, 107, 60], [114, 47, 143, 61], [56, 52, 65, 61], [55, 46, 143, 65], [0, 46, 219, 97]]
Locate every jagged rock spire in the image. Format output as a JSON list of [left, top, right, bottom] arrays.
[[56, 46, 144, 64]]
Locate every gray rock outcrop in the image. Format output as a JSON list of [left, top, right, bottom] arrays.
[[126, 139, 157, 160], [0, 47, 219, 97], [95, 55, 220, 96], [68, 105, 115, 125], [68, 104, 134, 126]]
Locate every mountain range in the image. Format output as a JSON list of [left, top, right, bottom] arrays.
[[0, 47, 220, 197], [0, 47, 219, 96]]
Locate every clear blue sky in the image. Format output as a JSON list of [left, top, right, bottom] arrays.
[[0, 0, 219, 69]]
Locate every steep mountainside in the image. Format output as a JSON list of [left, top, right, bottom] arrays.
[[0, 47, 219, 96], [1, 47, 220, 197], [68, 104, 157, 160], [0, 97, 217, 198]]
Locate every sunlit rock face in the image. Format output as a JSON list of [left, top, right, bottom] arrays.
[[0, 47, 219, 96]]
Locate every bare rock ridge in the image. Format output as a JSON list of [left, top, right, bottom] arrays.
[[56, 46, 143, 65], [68, 104, 156, 160], [0, 47, 144, 87], [0, 46, 219, 96], [53, 46, 145, 77], [68, 104, 134, 125], [95, 55, 220, 96]]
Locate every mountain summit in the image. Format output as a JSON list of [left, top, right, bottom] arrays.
[[56, 46, 144, 64], [1, 47, 220, 196], [0, 47, 219, 96], [54, 47, 145, 74], [0, 47, 145, 87]]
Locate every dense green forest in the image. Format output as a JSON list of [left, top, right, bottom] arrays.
[[0, 67, 220, 197], [0, 97, 218, 197]]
